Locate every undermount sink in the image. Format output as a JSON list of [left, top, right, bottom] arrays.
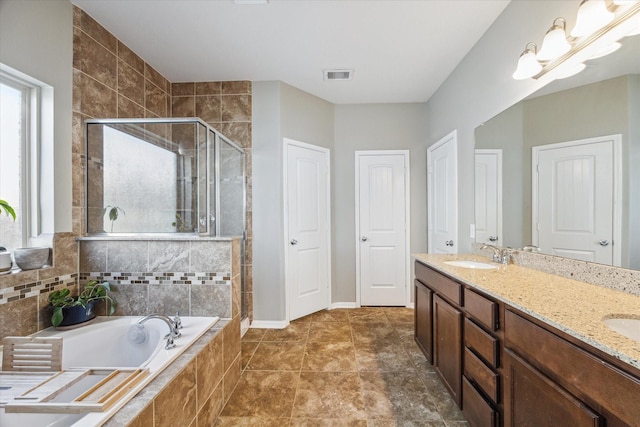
[[443, 260, 498, 270], [602, 317, 640, 343]]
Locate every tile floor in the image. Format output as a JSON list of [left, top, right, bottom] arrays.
[[216, 307, 469, 426]]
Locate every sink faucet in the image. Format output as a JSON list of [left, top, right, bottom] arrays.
[[481, 244, 511, 265], [521, 245, 541, 252], [138, 314, 182, 349]]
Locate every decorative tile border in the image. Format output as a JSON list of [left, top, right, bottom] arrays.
[[79, 272, 231, 286], [0, 273, 77, 305]]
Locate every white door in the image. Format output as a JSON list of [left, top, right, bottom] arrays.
[[475, 149, 502, 246], [285, 139, 331, 321], [533, 135, 621, 265], [356, 151, 409, 306], [427, 131, 458, 254]]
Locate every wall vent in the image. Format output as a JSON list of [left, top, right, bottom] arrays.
[[323, 69, 354, 81]]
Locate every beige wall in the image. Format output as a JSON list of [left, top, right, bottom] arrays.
[[333, 103, 427, 303], [424, 1, 580, 254]]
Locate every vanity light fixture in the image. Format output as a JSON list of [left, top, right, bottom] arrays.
[[513, 0, 640, 81], [537, 18, 571, 61]]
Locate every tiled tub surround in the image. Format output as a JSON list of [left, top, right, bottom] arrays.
[[103, 317, 242, 427], [72, 6, 254, 323], [414, 253, 640, 370], [79, 237, 242, 319], [473, 243, 640, 296]]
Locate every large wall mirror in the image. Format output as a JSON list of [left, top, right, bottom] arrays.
[[474, 34, 640, 270]]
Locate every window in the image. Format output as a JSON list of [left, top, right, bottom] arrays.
[[0, 65, 48, 252]]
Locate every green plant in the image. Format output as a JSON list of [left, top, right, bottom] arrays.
[[0, 199, 16, 221], [48, 280, 116, 327], [104, 205, 125, 232]]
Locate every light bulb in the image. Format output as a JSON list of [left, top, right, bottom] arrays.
[[513, 43, 542, 80], [537, 18, 571, 61], [571, 0, 615, 38]]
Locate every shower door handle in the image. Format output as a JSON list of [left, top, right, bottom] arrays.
[[290, 239, 298, 245]]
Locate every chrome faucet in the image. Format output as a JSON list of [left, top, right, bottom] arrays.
[[138, 314, 182, 349], [481, 244, 511, 265]]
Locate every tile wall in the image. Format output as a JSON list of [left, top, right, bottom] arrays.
[[1, 5, 253, 341]]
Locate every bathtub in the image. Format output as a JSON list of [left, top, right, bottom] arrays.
[[0, 315, 219, 427]]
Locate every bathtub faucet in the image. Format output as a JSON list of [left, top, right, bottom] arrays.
[[138, 314, 182, 349]]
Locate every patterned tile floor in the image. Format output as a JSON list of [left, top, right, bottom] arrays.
[[216, 307, 469, 426]]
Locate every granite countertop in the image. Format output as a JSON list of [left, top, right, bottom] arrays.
[[414, 253, 640, 370]]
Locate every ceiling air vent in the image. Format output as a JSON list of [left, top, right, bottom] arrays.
[[323, 69, 354, 81]]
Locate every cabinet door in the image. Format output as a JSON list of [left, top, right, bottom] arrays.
[[503, 349, 601, 427], [414, 280, 433, 363], [433, 294, 463, 406]]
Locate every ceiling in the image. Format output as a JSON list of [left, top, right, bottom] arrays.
[[71, 0, 510, 105]]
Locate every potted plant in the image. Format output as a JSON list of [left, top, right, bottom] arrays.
[[48, 280, 116, 327]]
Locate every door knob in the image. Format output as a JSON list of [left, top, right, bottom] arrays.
[[489, 236, 498, 242], [445, 240, 454, 247], [598, 240, 609, 247], [290, 239, 298, 245], [361, 236, 368, 242]]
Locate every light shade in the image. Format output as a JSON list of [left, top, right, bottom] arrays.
[[571, 0, 615, 37], [537, 18, 571, 61], [513, 43, 542, 80]]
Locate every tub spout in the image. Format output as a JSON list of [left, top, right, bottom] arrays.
[[138, 314, 182, 348]]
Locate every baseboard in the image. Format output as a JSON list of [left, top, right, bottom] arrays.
[[250, 320, 289, 329], [330, 302, 357, 309], [406, 302, 415, 309]]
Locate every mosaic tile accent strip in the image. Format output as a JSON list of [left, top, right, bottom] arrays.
[[0, 273, 77, 305], [79, 272, 231, 286]]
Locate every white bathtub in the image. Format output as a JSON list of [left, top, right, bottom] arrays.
[[0, 315, 219, 427]]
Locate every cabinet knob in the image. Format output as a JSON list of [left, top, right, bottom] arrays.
[[361, 236, 368, 242], [290, 239, 298, 245], [598, 240, 609, 247], [445, 240, 454, 247]]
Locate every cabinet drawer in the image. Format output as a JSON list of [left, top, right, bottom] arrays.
[[465, 318, 498, 368], [505, 309, 640, 426], [415, 261, 462, 305], [464, 288, 498, 331], [462, 376, 497, 427], [464, 347, 499, 404]]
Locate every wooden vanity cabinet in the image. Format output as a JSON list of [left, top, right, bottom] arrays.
[[504, 309, 640, 427], [415, 259, 640, 427], [415, 261, 463, 407]]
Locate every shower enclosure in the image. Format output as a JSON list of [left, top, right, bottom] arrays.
[[85, 118, 247, 319]]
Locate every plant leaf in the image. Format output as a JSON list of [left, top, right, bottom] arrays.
[[51, 307, 63, 327]]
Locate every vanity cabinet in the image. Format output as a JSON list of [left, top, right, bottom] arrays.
[[415, 261, 463, 407], [504, 309, 640, 427], [415, 259, 640, 427]]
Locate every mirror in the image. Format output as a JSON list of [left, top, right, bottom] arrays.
[[474, 34, 640, 270]]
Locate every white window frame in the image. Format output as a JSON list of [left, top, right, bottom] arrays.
[[0, 64, 52, 248]]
